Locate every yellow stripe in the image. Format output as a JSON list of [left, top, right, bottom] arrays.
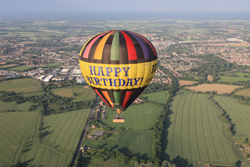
[[79, 32, 103, 56], [94, 31, 113, 60], [79, 59, 158, 90]]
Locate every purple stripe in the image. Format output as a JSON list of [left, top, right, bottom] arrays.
[[126, 31, 150, 59]]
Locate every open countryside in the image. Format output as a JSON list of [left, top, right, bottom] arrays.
[[213, 95, 250, 139], [185, 84, 243, 94], [0, 112, 40, 166], [0, 78, 43, 96], [235, 88, 250, 96], [163, 91, 244, 166], [42, 109, 91, 152]]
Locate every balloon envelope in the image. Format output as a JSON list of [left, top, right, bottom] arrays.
[[79, 30, 158, 114]]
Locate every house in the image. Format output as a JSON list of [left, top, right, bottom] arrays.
[[93, 131, 105, 137]]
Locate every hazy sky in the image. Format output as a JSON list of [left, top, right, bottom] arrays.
[[0, 0, 249, 14]]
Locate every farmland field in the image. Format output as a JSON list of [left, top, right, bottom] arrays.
[[185, 84, 243, 94], [81, 156, 129, 167], [0, 78, 43, 96], [141, 91, 168, 104], [46, 63, 63, 67], [213, 95, 250, 139], [0, 111, 40, 166], [103, 103, 162, 130], [20, 138, 71, 167], [179, 80, 198, 86], [8, 65, 37, 71], [234, 88, 250, 96], [83, 130, 153, 159], [0, 101, 39, 113], [218, 73, 250, 83], [42, 109, 91, 152], [52, 85, 96, 101], [163, 91, 244, 166]]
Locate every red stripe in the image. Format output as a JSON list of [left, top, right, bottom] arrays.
[[121, 31, 137, 60], [130, 31, 157, 57], [122, 91, 133, 107], [94, 89, 111, 107]]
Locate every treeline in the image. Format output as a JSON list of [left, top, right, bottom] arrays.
[[77, 146, 177, 167], [0, 90, 95, 115], [209, 97, 236, 136], [151, 73, 179, 167]]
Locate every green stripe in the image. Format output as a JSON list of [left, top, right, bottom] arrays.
[[114, 92, 120, 105], [110, 31, 120, 61]]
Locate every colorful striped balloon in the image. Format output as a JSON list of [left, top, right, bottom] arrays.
[[79, 30, 158, 114]]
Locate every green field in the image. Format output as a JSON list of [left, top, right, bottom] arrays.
[[213, 95, 250, 139], [0, 64, 17, 69], [0, 111, 40, 166], [20, 138, 71, 167], [46, 63, 63, 67], [163, 91, 244, 166], [52, 86, 96, 101], [141, 91, 168, 104], [8, 66, 37, 71], [103, 103, 162, 130], [0, 78, 43, 96], [235, 88, 250, 96], [0, 101, 39, 113], [81, 156, 129, 167], [83, 130, 153, 159], [218, 73, 250, 83], [42, 109, 91, 152]]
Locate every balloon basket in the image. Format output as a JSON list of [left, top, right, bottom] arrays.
[[113, 115, 125, 123]]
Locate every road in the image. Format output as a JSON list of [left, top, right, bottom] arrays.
[[71, 96, 99, 166]]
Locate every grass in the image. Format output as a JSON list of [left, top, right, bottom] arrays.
[[52, 85, 96, 101], [213, 95, 250, 139], [8, 66, 37, 72], [218, 73, 250, 83], [234, 88, 250, 96], [20, 138, 71, 167], [81, 156, 129, 167], [42, 109, 91, 152], [141, 91, 168, 104], [46, 63, 63, 67], [162, 91, 244, 166], [0, 111, 40, 166], [0, 78, 43, 96], [0, 101, 40, 113], [0, 64, 17, 69], [83, 130, 153, 159], [103, 103, 163, 130]]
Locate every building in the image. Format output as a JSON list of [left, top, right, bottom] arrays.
[[43, 75, 54, 82], [93, 131, 105, 137]]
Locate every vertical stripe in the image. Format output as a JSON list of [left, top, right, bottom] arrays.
[[127, 88, 144, 107], [130, 31, 157, 57], [83, 32, 108, 58], [121, 31, 137, 60], [110, 31, 120, 61], [94, 89, 111, 107], [102, 91, 114, 107], [114, 92, 120, 105], [122, 91, 132, 107], [94, 31, 113, 60], [126, 31, 150, 59]]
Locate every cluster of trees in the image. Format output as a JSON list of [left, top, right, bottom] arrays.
[[0, 90, 95, 115], [209, 97, 236, 136], [79, 146, 177, 167], [0, 91, 25, 104]]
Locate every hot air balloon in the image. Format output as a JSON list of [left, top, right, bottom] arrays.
[[79, 30, 157, 121]]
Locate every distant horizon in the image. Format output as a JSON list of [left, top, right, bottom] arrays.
[[1, 11, 250, 20]]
